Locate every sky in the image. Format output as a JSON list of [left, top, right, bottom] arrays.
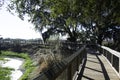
[[0, 2, 42, 39]]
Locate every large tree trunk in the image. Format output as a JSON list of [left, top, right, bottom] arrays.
[[67, 30, 78, 42], [97, 34, 103, 45], [67, 36, 77, 42], [65, 27, 77, 42]]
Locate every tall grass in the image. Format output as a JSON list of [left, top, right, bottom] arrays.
[[34, 40, 63, 73]]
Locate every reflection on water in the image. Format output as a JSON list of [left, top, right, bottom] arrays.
[[1, 57, 24, 80]]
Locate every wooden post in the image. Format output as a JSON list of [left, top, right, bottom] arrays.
[[111, 54, 113, 65], [102, 48, 104, 55], [67, 64, 72, 80], [119, 57, 120, 76], [103, 49, 105, 56], [105, 50, 107, 58], [76, 56, 79, 71]]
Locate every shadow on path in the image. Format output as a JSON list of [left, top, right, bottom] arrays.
[[96, 55, 110, 80], [77, 57, 87, 80], [77, 48, 110, 80]]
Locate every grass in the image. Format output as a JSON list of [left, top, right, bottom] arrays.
[[1, 51, 29, 59], [0, 51, 35, 80], [0, 66, 14, 80], [20, 57, 35, 80], [0, 57, 5, 60]]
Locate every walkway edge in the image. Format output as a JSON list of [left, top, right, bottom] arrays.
[[101, 54, 120, 79]]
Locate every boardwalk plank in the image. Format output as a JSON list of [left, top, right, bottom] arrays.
[[77, 49, 120, 80]]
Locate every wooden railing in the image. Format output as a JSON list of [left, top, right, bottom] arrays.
[[98, 46, 120, 77], [33, 45, 86, 80], [43, 41, 83, 48]]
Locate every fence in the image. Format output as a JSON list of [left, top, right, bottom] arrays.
[[99, 46, 120, 76], [33, 45, 86, 80]]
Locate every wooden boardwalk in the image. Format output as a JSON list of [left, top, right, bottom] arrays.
[[77, 48, 120, 80]]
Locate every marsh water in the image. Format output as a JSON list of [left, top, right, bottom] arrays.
[[0, 57, 24, 80]]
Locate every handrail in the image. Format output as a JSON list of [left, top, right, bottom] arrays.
[[33, 45, 86, 80], [98, 46, 120, 77], [101, 46, 120, 57]]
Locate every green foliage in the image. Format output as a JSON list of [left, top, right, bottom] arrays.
[[19, 53, 35, 80], [19, 67, 34, 80], [8, 0, 120, 44], [1, 51, 29, 59], [0, 57, 4, 60], [22, 57, 33, 69], [0, 66, 14, 80], [0, 0, 4, 8]]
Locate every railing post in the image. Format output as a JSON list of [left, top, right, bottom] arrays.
[[113, 55, 119, 72], [76, 56, 79, 71], [83, 48, 87, 59], [67, 64, 72, 80], [119, 58, 120, 75], [103, 48, 104, 55], [111, 54, 113, 65], [105, 50, 107, 58]]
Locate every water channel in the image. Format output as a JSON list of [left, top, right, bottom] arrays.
[[0, 57, 24, 80]]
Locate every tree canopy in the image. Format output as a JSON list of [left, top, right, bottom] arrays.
[[8, 0, 120, 45], [0, 0, 4, 8]]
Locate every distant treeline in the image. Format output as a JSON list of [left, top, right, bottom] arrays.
[[0, 38, 43, 45]]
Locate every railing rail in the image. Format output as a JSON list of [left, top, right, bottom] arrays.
[[33, 45, 87, 80], [99, 45, 120, 77]]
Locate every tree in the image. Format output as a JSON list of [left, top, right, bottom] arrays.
[[0, 0, 4, 9], [95, 0, 120, 45], [8, 0, 120, 44], [77, 0, 120, 44], [8, 0, 84, 42]]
